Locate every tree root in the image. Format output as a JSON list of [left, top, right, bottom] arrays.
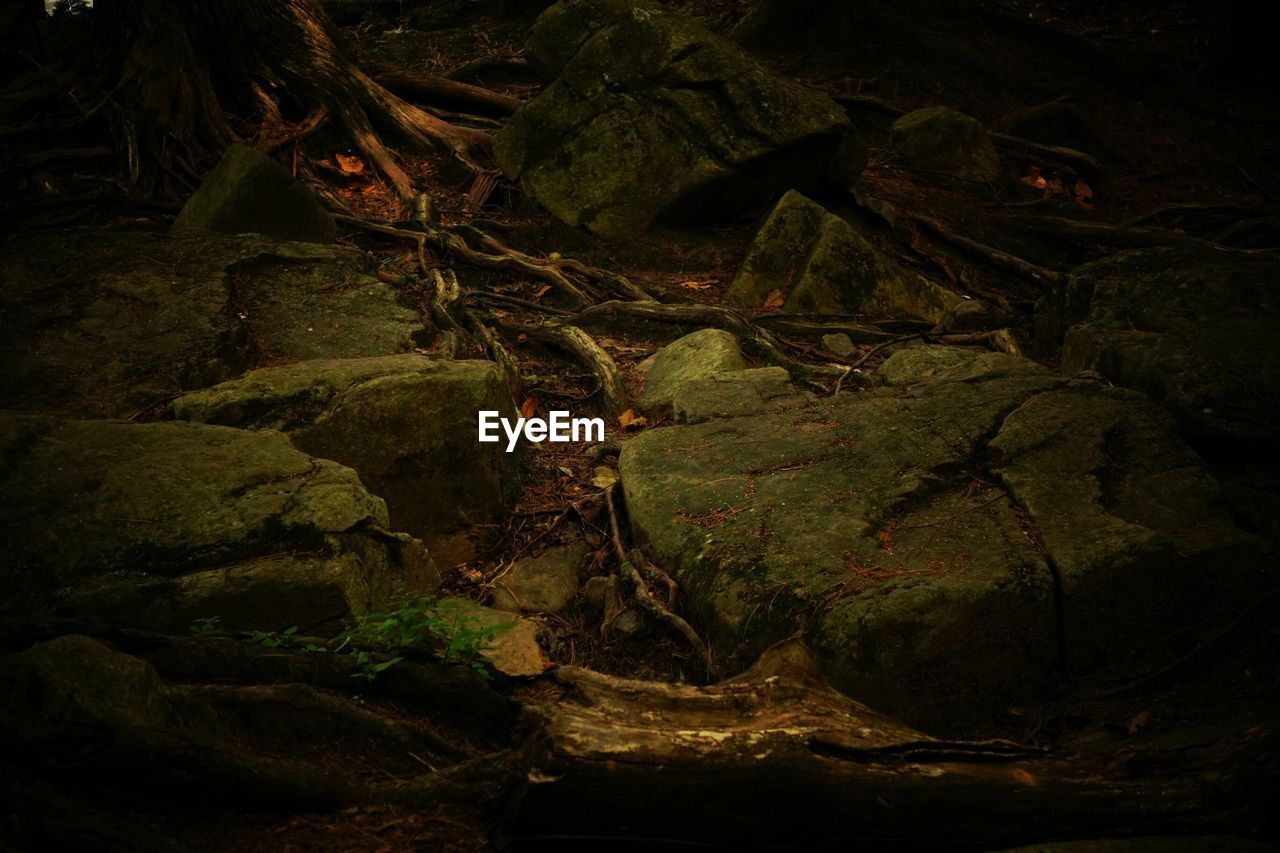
[[605, 484, 714, 679], [498, 319, 630, 418], [908, 212, 1063, 288]]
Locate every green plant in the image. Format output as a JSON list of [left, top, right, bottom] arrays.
[[247, 625, 298, 648], [189, 616, 226, 637]]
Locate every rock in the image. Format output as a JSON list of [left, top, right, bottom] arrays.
[[430, 598, 549, 677], [170, 355, 521, 537], [875, 343, 977, 386], [724, 191, 963, 323], [636, 328, 747, 417], [491, 542, 587, 613], [1036, 246, 1280, 448], [889, 106, 1001, 182], [0, 231, 430, 418], [174, 144, 336, 244], [672, 367, 810, 424], [989, 382, 1258, 671], [618, 347, 1260, 728], [0, 416, 436, 632], [494, 0, 850, 237], [999, 99, 1112, 161], [821, 333, 857, 357]]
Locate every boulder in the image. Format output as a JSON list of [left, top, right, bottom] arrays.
[[725, 191, 963, 322], [170, 355, 522, 537], [173, 143, 336, 244], [821, 333, 857, 357], [0, 416, 436, 632], [889, 106, 1001, 182], [490, 542, 587, 613], [494, 0, 850, 237], [618, 347, 1260, 728], [0, 231, 430, 418], [1036, 246, 1280, 448], [636, 328, 747, 417], [672, 366, 810, 424]]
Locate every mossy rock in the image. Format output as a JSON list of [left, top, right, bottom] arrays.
[[889, 106, 1001, 182], [637, 328, 747, 417], [672, 366, 810, 423], [494, 0, 849, 237], [0, 231, 430, 418], [173, 143, 336, 244], [170, 355, 522, 537], [725, 190, 963, 322], [0, 416, 436, 630], [1036, 245, 1280, 448], [619, 347, 1259, 729], [490, 542, 587, 613]]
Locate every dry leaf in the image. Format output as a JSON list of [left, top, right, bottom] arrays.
[[618, 409, 647, 430], [591, 466, 619, 489], [1074, 179, 1093, 201], [335, 153, 365, 175], [680, 280, 716, 290], [532, 284, 552, 299], [517, 333, 529, 343], [762, 288, 786, 310], [1020, 165, 1048, 190], [1127, 709, 1150, 735], [520, 397, 538, 419]]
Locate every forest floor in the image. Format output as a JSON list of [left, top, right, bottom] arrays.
[[2, 0, 1279, 850]]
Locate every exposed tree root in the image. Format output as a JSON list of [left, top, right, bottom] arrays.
[[498, 320, 630, 419], [605, 484, 714, 679]]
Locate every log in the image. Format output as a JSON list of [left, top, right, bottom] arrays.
[[512, 640, 1278, 848]]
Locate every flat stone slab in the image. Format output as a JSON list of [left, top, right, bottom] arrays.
[[0, 231, 430, 418], [170, 355, 522, 537], [0, 416, 436, 633], [619, 347, 1259, 728]]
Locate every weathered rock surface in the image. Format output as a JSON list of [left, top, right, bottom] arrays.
[[490, 542, 587, 613], [618, 347, 1259, 727], [889, 106, 1001, 182], [1036, 246, 1280, 447], [494, 0, 849, 237], [725, 191, 963, 322], [0, 231, 430, 418], [636, 328, 747, 417], [672, 366, 810, 424], [173, 143, 337, 244], [170, 355, 521, 537], [0, 416, 436, 632]]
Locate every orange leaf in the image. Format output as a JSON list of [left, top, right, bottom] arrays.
[[618, 409, 648, 430], [517, 333, 529, 343], [532, 284, 552, 299], [762, 288, 786, 310], [1020, 166, 1048, 190], [680, 280, 716, 290], [335, 153, 365, 175], [520, 397, 538, 419], [1074, 179, 1093, 201]]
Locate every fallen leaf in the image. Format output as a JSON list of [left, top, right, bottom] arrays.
[[592, 466, 619, 489], [1020, 165, 1048, 190], [1074, 179, 1093, 201], [618, 409, 648, 430], [762, 288, 786, 310], [532, 284, 552, 299], [1127, 709, 1150, 735], [517, 333, 528, 343], [520, 397, 538, 419], [335, 153, 365, 175], [1012, 768, 1038, 787], [680, 280, 716, 290], [556, 465, 575, 478]]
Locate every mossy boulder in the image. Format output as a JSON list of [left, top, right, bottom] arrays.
[[725, 191, 963, 322], [1036, 246, 1280, 448], [889, 106, 1001, 182], [0, 416, 436, 632], [170, 355, 522, 537], [672, 366, 810, 424], [0, 231, 430, 418], [636, 328, 747, 417], [494, 0, 850, 237], [173, 143, 337, 244], [619, 347, 1259, 728]]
